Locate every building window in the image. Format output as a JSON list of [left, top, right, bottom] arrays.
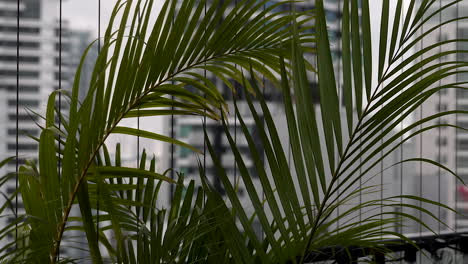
[[459, 104, 468, 111], [0, 26, 40, 34], [328, 30, 341, 42], [457, 88, 468, 98], [55, 57, 69, 66], [54, 28, 71, 37], [7, 158, 35, 167], [237, 188, 245, 197], [8, 99, 39, 107], [8, 114, 38, 121], [436, 119, 448, 129], [437, 137, 447, 146], [180, 167, 189, 176], [0, 10, 17, 17], [0, 41, 40, 49], [437, 103, 448, 111], [7, 144, 37, 151], [437, 154, 447, 163], [325, 10, 341, 21], [179, 125, 192, 138], [0, 55, 40, 63], [55, 43, 70, 51], [55, 72, 71, 81], [0, 70, 39, 78], [179, 147, 192, 158], [457, 121, 468, 128], [4, 85, 40, 93], [459, 174, 468, 183], [458, 28, 468, 61], [6, 187, 15, 194], [457, 156, 468, 167], [458, 139, 468, 151], [7, 128, 39, 136]]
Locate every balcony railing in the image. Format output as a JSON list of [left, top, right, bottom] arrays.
[[300, 230, 468, 263]]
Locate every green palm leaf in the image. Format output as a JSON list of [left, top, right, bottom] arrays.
[[12, 0, 314, 262], [202, 0, 468, 262]]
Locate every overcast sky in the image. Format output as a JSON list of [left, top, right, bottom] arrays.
[[63, 0, 387, 34], [63, 0, 159, 33]]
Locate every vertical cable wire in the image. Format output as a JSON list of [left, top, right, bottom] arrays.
[[136, 60, 141, 258], [203, 0, 206, 186], [15, 0, 20, 249], [260, 0, 266, 240], [57, 0, 63, 260], [437, 0, 442, 235], [170, 106, 174, 198], [136, 106, 140, 257], [399, 4, 405, 262], [58, 0, 62, 177], [380, 91, 384, 239], [380, 1, 385, 242], [136, 8, 142, 260], [170, 109, 174, 200], [233, 0, 238, 205], [419, 2, 424, 260], [286, 0, 292, 229], [400, 72, 404, 262], [96, 0, 101, 247], [455, 1, 460, 262], [336, 0, 341, 232], [357, 0, 362, 229], [261, 0, 268, 242], [261, 73, 265, 242], [287, 1, 292, 174], [170, 0, 175, 201]]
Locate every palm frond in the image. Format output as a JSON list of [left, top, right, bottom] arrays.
[[12, 0, 314, 262], [202, 0, 468, 262]]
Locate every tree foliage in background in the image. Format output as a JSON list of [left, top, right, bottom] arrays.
[[0, 0, 466, 263]]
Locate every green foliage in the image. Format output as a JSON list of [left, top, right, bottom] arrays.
[[3, 0, 313, 262], [0, 0, 466, 263], [201, 0, 468, 262]]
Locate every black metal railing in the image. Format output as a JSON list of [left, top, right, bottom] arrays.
[[299, 230, 468, 263]]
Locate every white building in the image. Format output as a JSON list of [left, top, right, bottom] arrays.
[[0, 0, 96, 257], [165, 0, 361, 228], [409, 0, 468, 232], [0, 0, 58, 206]]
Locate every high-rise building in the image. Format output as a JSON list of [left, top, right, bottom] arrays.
[[0, 0, 57, 202], [0, 0, 96, 256], [164, 0, 421, 237], [0, 0, 61, 251], [410, 0, 468, 231], [0, 0, 97, 198], [67, 29, 98, 101], [166, 0, 343, 217]]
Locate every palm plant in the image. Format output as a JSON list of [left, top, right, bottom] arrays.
[[0, 0, 466, 263], [0, 0, 313, 262], [202, 0, 468, 262]]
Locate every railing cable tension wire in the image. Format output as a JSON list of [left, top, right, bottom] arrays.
[[455, 0, 460, 263], [57, 0, 63, 260], [15, 0, 20, 250], [438, 0, 442, 237], [96, 0, 101, 250]]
